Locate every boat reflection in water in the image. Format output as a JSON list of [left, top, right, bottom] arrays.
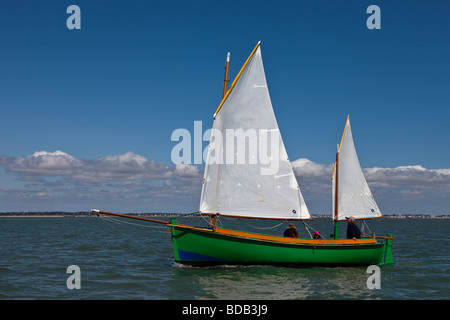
[[170, 264, 383, 300]]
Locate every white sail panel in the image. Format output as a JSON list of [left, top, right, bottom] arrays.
[[332, 118, 382, 220], [200, 46, 310, 220]]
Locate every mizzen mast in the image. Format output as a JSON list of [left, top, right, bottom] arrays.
[[332, 114, 349, 239], [334, 144, 340, 239]]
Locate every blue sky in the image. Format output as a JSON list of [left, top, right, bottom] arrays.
[[0, 0, 449, 214]]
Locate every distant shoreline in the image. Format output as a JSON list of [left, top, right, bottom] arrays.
[[0, 212, 448, 219], [0, 212, 191, 218], [0, 215, 66, 218]]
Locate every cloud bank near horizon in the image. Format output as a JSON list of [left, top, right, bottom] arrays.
[[0, 150, 449, 214]]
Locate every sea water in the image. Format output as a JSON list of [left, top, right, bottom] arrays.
[[0, 216, 448, 300]]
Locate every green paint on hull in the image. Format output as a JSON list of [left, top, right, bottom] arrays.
[[171, 222, 393, 266], [383, 233, 394, 264]]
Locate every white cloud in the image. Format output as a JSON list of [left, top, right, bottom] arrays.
[[103, 151, 148, 166], [290, 158, 450, 194], [0, 150, 203, 212], [0, 150, 171, 183], [290, 159, 450, 214], [363, 165, 450, 187], [291, 158, 333, 181], [174, 163, 202, 178], [1, 150, 82, 176], [0, 152, 449, 213]]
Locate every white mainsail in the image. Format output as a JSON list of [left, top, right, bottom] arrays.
[[199, 43, 310, 220], [332, 116, 382, 220]]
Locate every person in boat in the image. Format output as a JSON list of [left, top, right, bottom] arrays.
[[313, 230, 321, 239], [284, 224, 299, 238], [346, 216, 361, 240]]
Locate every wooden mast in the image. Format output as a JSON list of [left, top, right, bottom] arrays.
[[331, 114, 349, 179], [334, 145, 339, 239], [332, 114, 349, 239], [222, 52, 230, 99], [209, 51, 231, 230], [213, 41, 261, 119]]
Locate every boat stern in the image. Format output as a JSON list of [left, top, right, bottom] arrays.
[[381, 233, 394, 264]]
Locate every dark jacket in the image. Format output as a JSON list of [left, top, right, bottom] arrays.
[[347, 222, 361, 239], [284, 228, 299, 238]]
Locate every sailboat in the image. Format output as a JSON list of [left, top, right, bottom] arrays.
[[331, 114, 393, 261], [332, 115, 382, 235], [92, 42, 393, 266]]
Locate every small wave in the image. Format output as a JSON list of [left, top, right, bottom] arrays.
[[0, 267, 12, 273], [75, 245, 96, 251], [172, 262, 269, 270]]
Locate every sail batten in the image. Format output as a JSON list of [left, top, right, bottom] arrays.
[[332, 117, 382, 220], [200, 44, 311, 220]]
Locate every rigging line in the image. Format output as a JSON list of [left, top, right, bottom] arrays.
[[243, 219, 284, 230], [198, 213, 214, 228], [220, 215, 240, 221], [102, 216, 170, 234], [100, 215, 166, 230], [302, 221, 312, 239], [96, 215, 171, 260], [302, 221, 325, 239], [362, 220, 373, 237]]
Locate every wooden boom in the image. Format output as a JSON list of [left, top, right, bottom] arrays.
[[91, 209, 170, 225]]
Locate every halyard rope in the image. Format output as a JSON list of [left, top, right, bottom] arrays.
[[96, 214, 171, 260]]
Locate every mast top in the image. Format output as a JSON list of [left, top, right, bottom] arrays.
[[213, 41, 261, 119]]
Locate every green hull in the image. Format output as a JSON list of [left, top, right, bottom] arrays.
[[171, 220, 394, 266]]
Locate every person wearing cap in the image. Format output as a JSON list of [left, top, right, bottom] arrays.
[[346, 216, 361, 240], [313, 230, 321, 239], [283, 223, 299, 238]]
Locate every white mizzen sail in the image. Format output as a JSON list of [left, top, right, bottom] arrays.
[[332, 116, 382, 221], [200, 43, 310, 220]]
